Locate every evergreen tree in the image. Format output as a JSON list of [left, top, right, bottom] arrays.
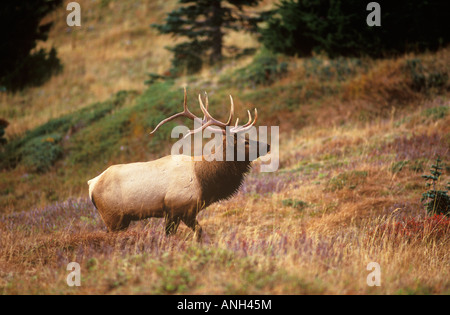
[[0, 119, 8, 146], [259, 0, 450, 58], [152, 0, 262, 75], [422, 157, 450, 217], [0, 0, 63, 92]]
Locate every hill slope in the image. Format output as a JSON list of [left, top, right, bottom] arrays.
[[0, 0, 449, 294]]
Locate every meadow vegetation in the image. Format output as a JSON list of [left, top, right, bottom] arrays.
[[0, 0, 449, 294]]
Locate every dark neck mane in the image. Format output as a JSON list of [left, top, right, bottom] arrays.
[[194, 158, 251, 206]]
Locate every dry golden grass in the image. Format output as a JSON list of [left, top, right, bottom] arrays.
[[1, 0, 449, 295], [1, 101, 449, 294]]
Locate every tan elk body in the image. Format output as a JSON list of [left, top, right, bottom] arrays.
[[87, 89, 268, 239]]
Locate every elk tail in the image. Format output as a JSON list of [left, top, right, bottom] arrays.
[[87, 177, 99, 209], [90, 193, 98, 209]]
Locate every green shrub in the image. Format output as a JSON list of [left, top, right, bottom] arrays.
[[0, 90, 134, 171], [303, 56, 363, 81], [282, 198, 308, 211], [232, 49, 288, 87], [67, 106, 132, 165], [68, 82, 180, 165], [422, 106, 449, 121], [21, 133, 62, 172], [155, 266, 193, 294], [391, 159, 429, 174], [406, 59, 448, 93], [408, 159, 427, 173], [391, 160, 409, 174], [421, 157, 449, 216], [144, 72, 171, 86], [328, 170, 368, 191]]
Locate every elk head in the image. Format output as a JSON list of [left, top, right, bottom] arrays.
[[150, 87, 269, 163]]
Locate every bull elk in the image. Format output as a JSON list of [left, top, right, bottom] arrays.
[[87, 89, 269, 240]]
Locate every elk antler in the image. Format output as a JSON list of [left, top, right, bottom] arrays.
[[150, 88, 257, 137], [149, 87, 201, 135], [230, 108, 258, 133]]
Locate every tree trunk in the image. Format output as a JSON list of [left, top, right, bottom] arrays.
[[210, 0, 223, 65]]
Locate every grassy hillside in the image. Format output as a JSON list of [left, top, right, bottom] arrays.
[[0, 0, 449, 294]]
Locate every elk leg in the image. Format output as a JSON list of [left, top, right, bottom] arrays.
[[114, 216, 131, 231], [181, 216, 202, 241], [101, 212, 131, 232], [164, 214, 181, 236]]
